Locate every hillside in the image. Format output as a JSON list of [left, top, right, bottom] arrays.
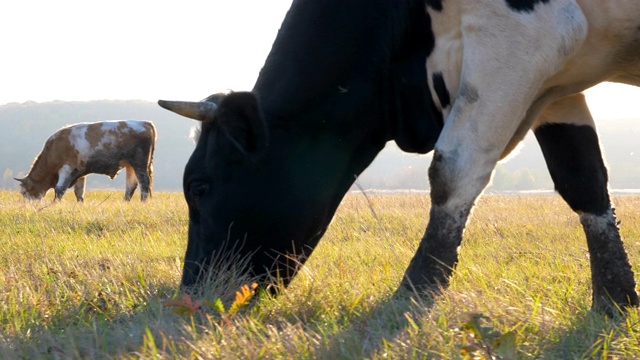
[[1, 100, 639, 193], [345, 117, 640, 192]]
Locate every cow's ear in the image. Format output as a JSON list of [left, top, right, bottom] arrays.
[[215, 92, 268, 155]]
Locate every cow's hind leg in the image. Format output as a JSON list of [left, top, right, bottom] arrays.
[[135, 168, 152, 201], [534, 94, 638, 314], [73, 176, 86, 202], [129, 162, 152, 201], [124, 164, 138, 201]]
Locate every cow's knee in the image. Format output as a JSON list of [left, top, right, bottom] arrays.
[[429, 149, 493, 208]]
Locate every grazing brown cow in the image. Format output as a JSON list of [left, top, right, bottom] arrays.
[[16, 120, 156, 201]]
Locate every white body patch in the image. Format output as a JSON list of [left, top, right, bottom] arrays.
[[125, 120, 148, 133], [69, 126, 91, 161], [56, 164, 74, 190], [424, 0, 639, 206]]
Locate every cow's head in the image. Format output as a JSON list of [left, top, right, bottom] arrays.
[[15, 177, 47, 200], [159, 0, 442, 290]]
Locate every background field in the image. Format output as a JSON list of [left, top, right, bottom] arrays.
[[2, 190, 640, 359], [3, 100, 640, 193]]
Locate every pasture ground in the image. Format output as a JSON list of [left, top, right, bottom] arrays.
[[2, 190, 640, 359]]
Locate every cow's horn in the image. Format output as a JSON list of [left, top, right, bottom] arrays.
[[157, 100, 218, 122], [14, 177, 25, 183]]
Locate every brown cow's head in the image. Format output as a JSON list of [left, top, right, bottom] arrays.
[[15, 177, 47, 200]]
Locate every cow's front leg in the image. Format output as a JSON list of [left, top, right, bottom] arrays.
[[400, 140, 499, 292], [534, 94, 638, 314], [54, 165, 77, 201]]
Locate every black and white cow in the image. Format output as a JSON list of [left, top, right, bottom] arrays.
[[159, 0, 640, 314]]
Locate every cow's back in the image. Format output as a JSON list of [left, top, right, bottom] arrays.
[[79, 120, 155, 177]]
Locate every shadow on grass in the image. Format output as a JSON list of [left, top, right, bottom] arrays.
[[308, 288, 438, 359], [4, 275, 637, 359], [290, 285, 639, 359], [0, 281, 182, 359], [535, 310, 638, 359]]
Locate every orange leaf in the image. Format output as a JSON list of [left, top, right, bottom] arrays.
[[164, 294, 201, 316]]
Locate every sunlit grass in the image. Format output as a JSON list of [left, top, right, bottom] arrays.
[[1, 190, 640, 358]]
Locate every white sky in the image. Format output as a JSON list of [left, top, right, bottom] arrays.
[[0, 1, 293, 105], [0, 0, 638, 121]]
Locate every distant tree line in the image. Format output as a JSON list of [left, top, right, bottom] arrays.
[[1, 101, 638, 193]]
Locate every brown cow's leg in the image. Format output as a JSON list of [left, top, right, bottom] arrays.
[[129, 163, 151, 201], [136, 169, 151, 201], [535, 122, 638, 315], [73, 176, 86, 202], [124, 165, 138, 201], [54, 165, 79, 201]]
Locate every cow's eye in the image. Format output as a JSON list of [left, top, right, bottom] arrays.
[[189, 182, 209, 199]]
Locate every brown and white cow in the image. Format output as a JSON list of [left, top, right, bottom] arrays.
[[16, 120, 156, 202]]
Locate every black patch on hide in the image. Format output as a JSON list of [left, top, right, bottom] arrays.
[[505, 0, 551, 13], [432, 72, 451, 109], [534, 123, 610, 215]]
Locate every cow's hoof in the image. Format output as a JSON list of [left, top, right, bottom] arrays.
[[591, 291, 639, 317]]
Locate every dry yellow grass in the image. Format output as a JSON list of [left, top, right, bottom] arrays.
[[1, 190, 640, 359]]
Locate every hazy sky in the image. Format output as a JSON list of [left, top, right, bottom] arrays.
[[1, 0, 638, 121], [0, 1, 293, 105]]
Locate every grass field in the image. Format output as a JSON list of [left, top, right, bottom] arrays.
[[2, 190, 640, 359]]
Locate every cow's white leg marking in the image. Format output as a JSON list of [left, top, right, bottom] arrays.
[[73, 176, 86, 202], [401, 0, 588, 292], [124, 164, 138, 201], [54, 164, 75, 201], [533, 94, 638, 313]]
